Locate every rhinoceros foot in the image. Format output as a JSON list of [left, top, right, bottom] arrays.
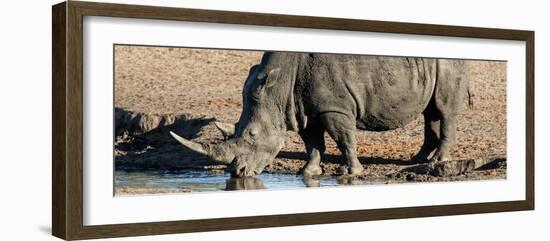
[[429, 151, 450, 163], [337, 164, 364, 176], [300, 164, 323, 176]]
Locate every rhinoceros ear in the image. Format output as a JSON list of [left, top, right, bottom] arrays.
[[248, 65, 260, 75], [263, 68, 281, 88]]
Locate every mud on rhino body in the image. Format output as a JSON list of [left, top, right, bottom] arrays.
[[170, 52, 470, 177]]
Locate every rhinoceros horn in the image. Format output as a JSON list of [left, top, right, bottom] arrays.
[[169, 131, 235, 164], [214, 121, 235, 139]]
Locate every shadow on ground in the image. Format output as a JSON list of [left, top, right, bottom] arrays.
[[115, 108, 218, 171], [276, 151, 413, 166]]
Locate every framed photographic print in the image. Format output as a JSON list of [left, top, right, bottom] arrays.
[[52, 1, 534, 240]]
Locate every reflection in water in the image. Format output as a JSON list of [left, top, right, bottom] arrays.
[[225, 177, 266, 190], [115, 170, 376, 194], [301, 175, 364, 187], [336, 176, 364, 185], [302, 176, 320, 187]]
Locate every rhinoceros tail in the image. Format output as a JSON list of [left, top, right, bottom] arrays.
[[467, 87, 474, 109]]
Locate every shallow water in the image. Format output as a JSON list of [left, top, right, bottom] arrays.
[[115, 170, 373, 194]]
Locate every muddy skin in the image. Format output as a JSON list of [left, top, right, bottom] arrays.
[[171, 52, 470, 177]]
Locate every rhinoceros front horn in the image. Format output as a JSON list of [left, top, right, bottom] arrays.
[[169, 131, 208, 155], [169, 131, 235, 164]]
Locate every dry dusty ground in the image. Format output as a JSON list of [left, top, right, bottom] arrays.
[[114, 45, 507, 193]]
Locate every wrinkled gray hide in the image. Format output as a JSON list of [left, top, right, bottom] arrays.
[[171, 52, 469, 177]]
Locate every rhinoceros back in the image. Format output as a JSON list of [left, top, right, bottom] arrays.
[[304, 54, 437, 131]]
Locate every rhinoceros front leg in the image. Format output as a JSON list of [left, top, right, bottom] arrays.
[[321, 113, 364, 175], [299, 126, 325, 176]]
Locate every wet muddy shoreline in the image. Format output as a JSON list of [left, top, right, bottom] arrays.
[[115, 162, 506, 195]]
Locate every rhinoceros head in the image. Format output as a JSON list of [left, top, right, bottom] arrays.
[[171, 61, 290, 177]]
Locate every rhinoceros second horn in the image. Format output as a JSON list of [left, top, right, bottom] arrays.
[[214, 121, 235, 139]]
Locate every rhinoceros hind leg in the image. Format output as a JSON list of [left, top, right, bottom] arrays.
[[429, 116, 456, 163], [426, 59, 467, 163], [299, 126, 326, 176], [321, 113, 364, 175], [412, 100, 441, 163], [414, 105, 457, 164]]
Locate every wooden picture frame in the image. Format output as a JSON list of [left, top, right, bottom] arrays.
[[52, 1, 534, 240]]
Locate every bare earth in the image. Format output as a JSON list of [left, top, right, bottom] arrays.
[[114, 45, 507, 194]]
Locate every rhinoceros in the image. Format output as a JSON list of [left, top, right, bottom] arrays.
[[170, 52, 469, 177]]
